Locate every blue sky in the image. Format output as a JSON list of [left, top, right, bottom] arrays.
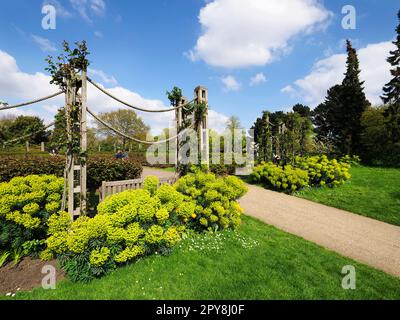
[[0, 0, 399, 133]]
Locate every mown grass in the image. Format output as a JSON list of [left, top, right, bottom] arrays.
[[295, 166, 400, 226], [9, 215, 400, 300]]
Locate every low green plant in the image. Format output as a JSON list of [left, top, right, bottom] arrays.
[[340, 155, 361, 166], [0, 251, 10, 268], [12, 248, 24, 266], [22, 239, 46, 258]]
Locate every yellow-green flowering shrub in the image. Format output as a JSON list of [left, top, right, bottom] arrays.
[[43, 174, 247, 282], [174, 170, 247, 231], [250, 162, 309, 193], [0, 175, 64, 252], [251, 155, 352, 193], [44, 176, 188, 282], [294, 155, 351, 187]]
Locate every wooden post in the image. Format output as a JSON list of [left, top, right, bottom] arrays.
[[65, 80, 75, 219], [195, 86, 209, 168], [41, 142, 45, 152], [80, 69, 88, 214], [25, 141, 30, 152], [175, 97, 185, 170]]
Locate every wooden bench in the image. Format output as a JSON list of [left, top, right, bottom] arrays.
[[99, 176, 178, 202]]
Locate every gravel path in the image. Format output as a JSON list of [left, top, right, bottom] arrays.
[[239, 184, 400, 277], [141, 167, 177, 179]]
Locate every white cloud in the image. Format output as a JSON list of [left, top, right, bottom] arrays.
[[250, 73, 267, 86], [0, 50, 230, 136], [69, 0, 106, 23], [31, 35, 57, 52], [42, 0, 72, 18], [281, 85, 295, 94], [94, 31, 103, 38], [208, 109, 229, 133], [88, 68, 117, 85], [221, 75, 241, 91], [283, 41, 395, 106], [187, 0, 331, 68]]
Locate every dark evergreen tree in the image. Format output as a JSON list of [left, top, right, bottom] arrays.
[[381, 10, 400, 143], [312, 40, 370, 155]]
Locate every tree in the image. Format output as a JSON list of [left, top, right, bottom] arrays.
[[0, 114, 16, 143], [49, 107, 67, 151], [312, 40, 370, 155], [96, 109, 150, 149], [381, 10, 400, 143], [292, 104, 311, 119], [7, 116, 50, 145]]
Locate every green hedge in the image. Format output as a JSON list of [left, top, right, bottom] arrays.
[[0, 156, 142, 189]]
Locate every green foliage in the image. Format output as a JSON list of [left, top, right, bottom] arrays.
[[360, 107, 400, 167], [251, 162, 309, 193], [22, 239, 46, 258], [45, 40, 90, 90], [312, 40, 370, 156], [251, 155, 351, 192], [0, 251, 10, 268], [5, 116, 50, 145], [143, 176, 159, 196], [0, 175, 64, 252], [12, 247, 24, 266], [86, 157, 142, 189], [96, 109, 150, 149], [253, 107, 313, 163], [340, 155, 361, 166], [0, 156, 143, 189]]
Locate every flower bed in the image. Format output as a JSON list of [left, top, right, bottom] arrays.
[[0, 172, 247, 283]]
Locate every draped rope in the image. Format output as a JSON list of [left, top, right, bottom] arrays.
[[87, 107, 194, 145], [2, 122, 55, 146], [87, 77, 195, 113], [0, 91, 64, 111]]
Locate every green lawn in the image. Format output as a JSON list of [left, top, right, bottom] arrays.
[[295, 166, 400, 226], [10, 215, 400, 300]]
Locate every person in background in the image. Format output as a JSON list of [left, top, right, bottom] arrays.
[[123, 149, 129, 159], [115, 149, 124, 160]]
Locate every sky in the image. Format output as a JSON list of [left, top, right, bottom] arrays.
[[0, 0, 399, 134]]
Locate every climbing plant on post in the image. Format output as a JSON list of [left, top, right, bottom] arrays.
[[194, 86, 209, 169], [46, 40, 90, 219]]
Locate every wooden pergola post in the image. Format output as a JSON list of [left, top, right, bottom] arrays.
[[80, 69, 88, 214], [195, 86, 209, 169], [65, 79, 75, 219]]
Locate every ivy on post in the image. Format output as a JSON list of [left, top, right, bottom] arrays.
[[46, 41, 90, 219]]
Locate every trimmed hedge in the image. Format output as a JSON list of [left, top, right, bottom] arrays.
[[0, 156, 142, 189]]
